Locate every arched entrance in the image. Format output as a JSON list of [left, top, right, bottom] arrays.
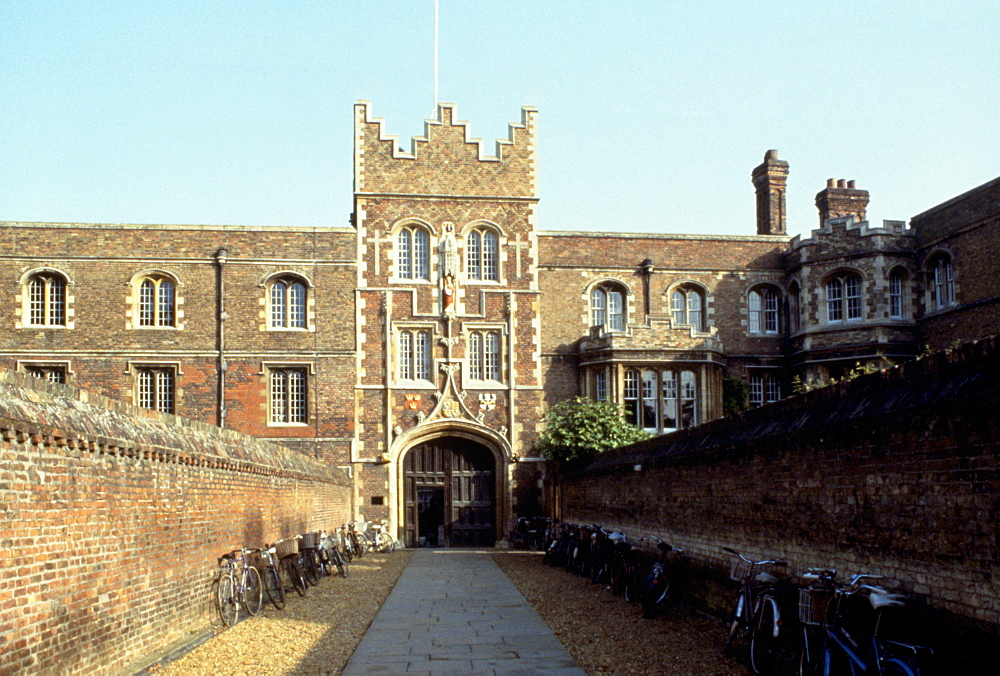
[[402, 438, 496, 547]]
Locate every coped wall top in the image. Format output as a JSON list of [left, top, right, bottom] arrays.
[[354, 102, 537, 199]]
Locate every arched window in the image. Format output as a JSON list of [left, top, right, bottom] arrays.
[[825, 272, 863, 323], [466, 227, 499, 281], [748, 286, 780, 334], [269, 276, 308, 329], [671, 285, 705, 331], [929, 255, 954, 310], [137, 275, 176, 327], [397, 225, 430, 280], [26, 271, 67, 326], [591, 284, 626, 332], [888, 268, 906, 319]]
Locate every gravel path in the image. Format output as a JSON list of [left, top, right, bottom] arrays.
[[494, 551, 746, 675], [146, 549, 758, 675]]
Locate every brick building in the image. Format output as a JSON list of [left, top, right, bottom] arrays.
[[2, 103, 997, 547]]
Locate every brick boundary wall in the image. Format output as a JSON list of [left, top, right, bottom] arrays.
[[559, 336, 999, 665], [0, 371, 352, 675]]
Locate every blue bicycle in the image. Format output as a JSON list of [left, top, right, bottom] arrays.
[[798, 569, 931, 675]]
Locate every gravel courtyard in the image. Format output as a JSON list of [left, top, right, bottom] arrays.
[[145, 549, 751, 675]]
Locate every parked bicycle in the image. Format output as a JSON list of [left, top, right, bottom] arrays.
[[609, 534, 649, 602], [319, 529, 349, 577], [215, 547, 263, 626], [798, 568, 931, 675], [364, 519, 396, 553], [722, 546, 788, 674], [298, 531, 323, 586], [510, 516, 551, 551], [641, 540, 686, 619], [259, 544, 286, 610], [273, 537, 307, 597]]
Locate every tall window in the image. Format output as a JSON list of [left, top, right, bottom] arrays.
[[825, 273, 863, 323], [789, 282, 801, 332], [889, 269, 905, 319], [466, 228, 499, 281], [671, 285, 705, 331], [930, 256, 954, 310], [397, 225, 430, 280], [269, 276, 307, 329], [594, 370, 607, 401], [270, 368, 307, 424], [27, 272, 67, 326], [469, 330, 501, 381], [591, 285, 625, 332], [623, 368, 698, 433], [749, 373, 782, 407], [400, 330, 432, 381], [748, 286, 780, 334], [136, 367, 175, 414], [138, 276, 176, 327]]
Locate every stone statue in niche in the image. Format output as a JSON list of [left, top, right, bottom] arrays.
[[440, 222, 458, 313]]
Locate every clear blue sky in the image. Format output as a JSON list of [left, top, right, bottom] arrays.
[[2, 1, 997, 238]]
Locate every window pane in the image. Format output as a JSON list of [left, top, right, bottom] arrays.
[[415, 331, 431, 380], [889, 272, 903, 318], [469, 332, 482, 380], [671, 291, 685, 325], [289, 282, 306, 328], [139, 280, 155, 326], [482, 231, 498, 280], [608, 291, 624, 331], [270, 371, 287, 423], [156, 370, 174, 414], [288, 370, 307, 422], [764, 290, 779, 333], [48, 276, 66, 325], [29, 277, 45, 325], [467, 231, 481, 280], [688, 292, 702, 331], [641, 370, 657, 430], [413, 229, 429, 279], [591, 289, 606, 328], [826, 279, 843, 322], [138, 370, 154, 410], [748, 290, 761, 333], [845, 275, 862, 320], [766, 376, 781, 403], [270, 281, 287, 327], [595, 370, 607, 401], [484, 332, 500, 381], [680, 371, 696, 428], [661, 370, 678, 430], [158, 280, 175, 326], [400, 331, 413, 380]]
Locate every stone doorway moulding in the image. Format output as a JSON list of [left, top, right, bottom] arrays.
[[388, 422, 511, 549]]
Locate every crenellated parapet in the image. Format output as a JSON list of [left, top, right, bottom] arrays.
[[788, 214, 913, 267], [354, 101, 537, 199]]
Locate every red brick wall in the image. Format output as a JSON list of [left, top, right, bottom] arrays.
[[559, 337, 1000, 635], [0, 371, 352, 675]]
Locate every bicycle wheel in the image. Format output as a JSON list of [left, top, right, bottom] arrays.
[[301, 552, 319, 586], [264, 566, 286, 610], [376, 531, 394, 553], [880, 657, 919, 676], [749, 595, 780, 674], [332, 548, 349, 578], [243, 565, 263, 616], [216, 573, 239, 627], [283, 558, 307, 597], [642, 576, 670, 619]]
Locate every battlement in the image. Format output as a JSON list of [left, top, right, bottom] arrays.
[[789, 214, 912, 252], [354, 101, 537, 199]]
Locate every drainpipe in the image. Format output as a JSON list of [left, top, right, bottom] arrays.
[[215, 248, 228, 428], [640, 259, 655, 319]]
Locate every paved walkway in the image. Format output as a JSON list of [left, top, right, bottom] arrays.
[[343, 550, 585, 675]]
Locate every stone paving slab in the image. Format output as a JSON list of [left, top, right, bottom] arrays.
[[342, 550, 584, 675]]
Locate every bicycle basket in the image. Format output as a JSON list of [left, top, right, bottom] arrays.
[[799, 587, 833, 626], [274, 538, 299, 560], [729, 557, 754, 581], [300, 532, 320, 549]]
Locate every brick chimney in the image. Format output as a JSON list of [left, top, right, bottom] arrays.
[[751, 150, 788, 235], [815, 178, 869, 226]]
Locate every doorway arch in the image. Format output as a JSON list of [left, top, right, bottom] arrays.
[[402, 437, 497, 547]]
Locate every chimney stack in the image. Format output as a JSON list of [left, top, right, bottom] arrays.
[[751, 150, 788, 235], [816, 178, 869, 226]]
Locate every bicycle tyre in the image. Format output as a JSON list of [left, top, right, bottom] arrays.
[[880, 657, 919, 676], [749, 595, 780, 674], [243, 565, 263, 616], [284, 558, 307, 597], [351, 532, 365, 558], [302, 552, 319, 586], [332, 548, 349, 577], [724, 597, 746, 655], [642, 578, 670, 619], [264, 566, 286, 610], [217, 573, 239, 627], [376, 531, 394, 553]]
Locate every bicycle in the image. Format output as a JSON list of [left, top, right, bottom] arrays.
[[722, 546, 788, 674], [347, 521, 367, 558], [215, 547, 263, 626], [298, 531, 323, 586], [259, 544, 286, 610], [641, 540, 686, 619], [609, 534, 649, 603], [798, 569, 931, 676], [366, 519, 395, 553], [273, 537, 307, 597], [319, 529, 349, 577], [336, 523, 354, 563]]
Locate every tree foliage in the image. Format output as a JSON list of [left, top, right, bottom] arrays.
[[536, 397, 648, 468]]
